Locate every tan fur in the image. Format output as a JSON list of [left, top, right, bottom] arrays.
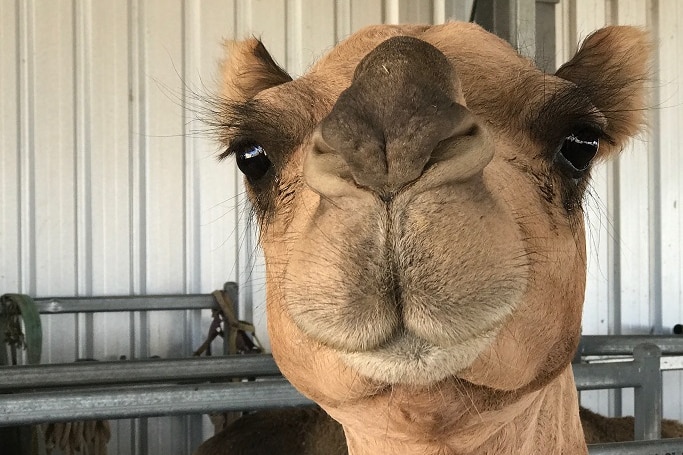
[[211, 22, 651, 455], [219, 39, 291, 103]]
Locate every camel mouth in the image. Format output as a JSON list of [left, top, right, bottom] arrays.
[[338, 329, 497, 386]]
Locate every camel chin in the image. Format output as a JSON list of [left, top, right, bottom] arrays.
[[339, 330, 495, 386]]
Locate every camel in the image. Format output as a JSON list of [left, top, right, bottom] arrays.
[[207, 21, 651, 454]]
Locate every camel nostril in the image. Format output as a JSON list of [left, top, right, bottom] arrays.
[[304, 127, 372, 199], [304, 36, 494, 199], [380, 193, 392, 204]]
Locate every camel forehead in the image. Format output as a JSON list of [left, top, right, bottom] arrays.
[[252, 22, 545, 142], [307, 22, 533, 92], [314, 22, 522, 70]]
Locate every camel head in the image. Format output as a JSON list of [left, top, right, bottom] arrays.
[[214, 22, 650, 454]]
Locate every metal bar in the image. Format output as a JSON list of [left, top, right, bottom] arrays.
[[474, 0, 495, 31], [0, 282, 238, 314], [587, 438, 683, 455], [535, 0, 556, 72], [493, 0, 536, 59], [0, 380, 314, 426], [0, 355, 281, 390], [2, 349, 672, 393], [579, 335, 683, 356], [24, 294, 216, 313], [584, 355, 683, 371], [573, 362, 643, 390], [661, 356, 683, 370], [632, 344, 662, 440]]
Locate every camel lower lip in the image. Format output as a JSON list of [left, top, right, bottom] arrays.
[[338, 332, 494, 386]]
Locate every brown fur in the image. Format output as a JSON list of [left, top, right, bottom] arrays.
[[580, 407, 683, 444], [219, 39, 291, 103], [194, 407, 347, 455], [210, 22, 651, 455]]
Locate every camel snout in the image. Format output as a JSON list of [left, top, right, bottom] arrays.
[[304, 35, 492, 201]]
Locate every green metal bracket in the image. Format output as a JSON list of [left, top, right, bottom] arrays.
[[1, 293, 42, 366]]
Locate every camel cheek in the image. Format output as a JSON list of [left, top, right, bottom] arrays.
[[459, 239, 586, 390]]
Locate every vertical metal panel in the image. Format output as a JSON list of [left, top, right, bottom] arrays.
[[614, 0, 653, 336], [557, 0, 683, 423], [86, 0, 135, 348], [384, 0, 401, 24], [142, 1, 193, 451], [495, 0, 537, 58], [30, 0, 79, 365], [301, 0, 337, 69], [559, 0, 614, 417], [187, 0, 241, 446], [80, 2, 137, 452], [0, 0, 20, 295], [350, 0, 384, 31], [536, 0, 558, 71], [32, 1, 77, 298], [335, 0, 353, 40], [398, 0, 434, 23], [433, 0, 447, 23], [286, 0, 304, 76], [444, 0, 476, 22], [194, 0, 240, 295], [654, 0, 683, 422], [610, 0, 652, 419]]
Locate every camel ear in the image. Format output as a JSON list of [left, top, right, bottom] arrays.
[[220, 38, 292, 102], [556, 26, 651, 155]]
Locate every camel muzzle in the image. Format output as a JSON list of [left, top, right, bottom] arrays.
[[304, 35, 493, 201]]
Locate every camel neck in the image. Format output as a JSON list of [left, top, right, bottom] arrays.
[[336, 366, 587, 455]]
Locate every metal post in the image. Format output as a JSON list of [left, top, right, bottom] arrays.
[[535, 0, 559, 72], [496, 0, 536, 59], [474, 1, 559, 70], [633, 343, 662, 440], [473, 0, 536, 58], [224, 281, 240, 354], [474, 0, 495, 32]]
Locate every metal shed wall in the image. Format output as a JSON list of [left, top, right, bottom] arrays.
[[0, 0, 681, 453], [557, 0, 683, 422]]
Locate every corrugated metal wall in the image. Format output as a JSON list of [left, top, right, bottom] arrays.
[[556, 0, 683, 422], [0, 0, 681, 453]]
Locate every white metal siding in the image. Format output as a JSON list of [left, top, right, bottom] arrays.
[[0, 0, 681, 453], [555, 0, 683, 421]]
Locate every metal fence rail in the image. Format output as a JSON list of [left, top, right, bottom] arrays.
[[0, 282, 237, 314], [574, 344, 662, 441], [0, 379, 313, 425], [2, 288, 681, 454], [0, 346, 663, 432], [0, 355, 281, 390], [579, 335, 683, 356], [588, 437, 683, 455]]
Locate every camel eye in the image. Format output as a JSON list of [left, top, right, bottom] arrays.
[[556, 130, 599, 174], [234, 142, 271, 181]]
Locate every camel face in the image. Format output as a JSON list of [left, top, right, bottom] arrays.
[[215, 22, 649, 447]]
